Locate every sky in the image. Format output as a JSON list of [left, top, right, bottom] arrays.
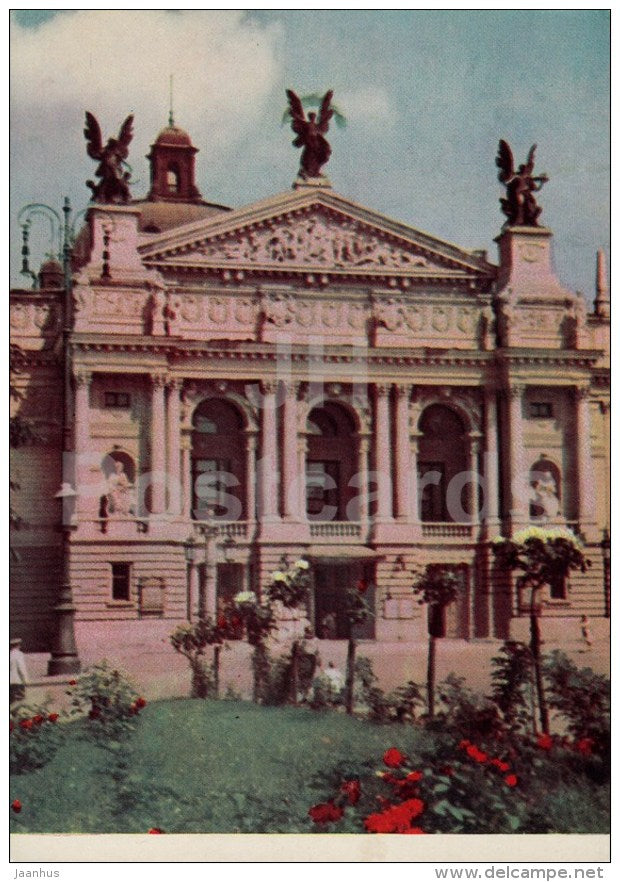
[[9, 9, 610, 300]]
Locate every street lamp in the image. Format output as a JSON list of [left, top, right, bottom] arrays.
[[48, 483, 80, 675], [198, 505, 219, 620], [183, 535, 199, 622], [18, 199, 86, 676], [601, 529, 610, 618], [222, 535, 236, 564]]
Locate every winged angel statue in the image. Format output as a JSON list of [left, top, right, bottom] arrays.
[[84, 112, 134, 204], [286, 89, 334, 180], [496, 140, 549, 227]]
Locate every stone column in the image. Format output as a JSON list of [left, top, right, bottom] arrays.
[[394, 384, 412, 520], [468, 434, 482, 527], [203, 528, 218, 618], [375, 384, 393, 521], [166, 379, 181, 516], [507, 384, 527, 528], [483, 389, 500, 533], [258, 380, 279, 522], [181, 436, 192, 520], [298, 433, 309, 521], [358, 435, 370, 534], [150, 373, 167, 515], [410, 433, 421, 528], [575, 386, 597, 532], [245, 431, 257, 522], [282, 382, 299, 520], [73, 370, 92, 513]]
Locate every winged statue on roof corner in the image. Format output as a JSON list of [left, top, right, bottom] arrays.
[[496, 140, 549, 227], [84, 112, 134, 204], [286, 89, 334, 180]]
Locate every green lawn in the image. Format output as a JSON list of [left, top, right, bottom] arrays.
[[10, 699, 610, 834]]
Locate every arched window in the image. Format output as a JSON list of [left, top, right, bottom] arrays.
[[529, 457, 561, 522], [418, 405, 467, 522], [191, 399, 245, 520], [166, 164, 180, 194], [306, 402, 357, 520]]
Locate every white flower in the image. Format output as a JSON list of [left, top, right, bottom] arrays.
[[514, 525, 581, 546], [294, 559, 309, 570], [271, 571, 287, 582], [234, 590, 257, 605]]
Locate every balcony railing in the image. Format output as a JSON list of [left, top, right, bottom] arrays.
[[421, 522, 474, 539], [309, 521, 363, 540], [194, 520, 252, 540]]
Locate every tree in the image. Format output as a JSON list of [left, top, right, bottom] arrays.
[[267, 559, 312, 704], [230, 591, 277, 703], [412, 566, 463, 720], [170, 616, 231, 698], [343, 580, 373, 715], [492, 526, 590, 734]]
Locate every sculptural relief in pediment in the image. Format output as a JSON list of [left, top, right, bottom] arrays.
[[193, 211, 450, 272]]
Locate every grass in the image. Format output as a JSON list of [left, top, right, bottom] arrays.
[[9, 699, 610, 834]]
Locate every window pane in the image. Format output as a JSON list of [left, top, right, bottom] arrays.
[[111, 563, 130, 601]]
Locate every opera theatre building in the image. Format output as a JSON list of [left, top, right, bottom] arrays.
[[9, 112, 610, 672]]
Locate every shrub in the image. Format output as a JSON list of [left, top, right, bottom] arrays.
[[490, 641, 535, 736], [170, 618, 228, 698], [354, 657, 424, 723], [68, 661, 144, 738], [10, 703, 65, 774], [432, 673, 504, 742], [543, 650, 610, 761]]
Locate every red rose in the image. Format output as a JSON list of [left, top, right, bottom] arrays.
[[491, 758, 510, 773], [12, 799, 22, 813], [440, 765, 454, 777], [537, 733, 553, 750], [88, 708, 101, 720], [19, 719, 33, 730], [504, 774, 518, 787], [32, 715, 44, 726], [405, 771, 423, 783], [576, 737, 594, 756], [459, 739, 471, 750], [399, 798, 425, 821], [383, 747, 406, 768], [217, 616, 227, 629], [308, 801, 343, 824], [148, 828, 164, 834], [364, 811, 395, 834], [466, 744, 488, 763], [68, 679, 77, 686], [135, 697, 147, 709], [356, 579, 368, 594], [403, 827, 426, 834], [340, 779, 361, 805], [48, 713, 59, 723]]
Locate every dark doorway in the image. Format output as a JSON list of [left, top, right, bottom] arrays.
[[313, 562, 375, 639]]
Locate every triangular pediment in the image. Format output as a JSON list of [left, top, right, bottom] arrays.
[[138, 188, 495, 281]]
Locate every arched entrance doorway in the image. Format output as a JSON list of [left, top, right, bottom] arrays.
[[306, 401, 358, 521]]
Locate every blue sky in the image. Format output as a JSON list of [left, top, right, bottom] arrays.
[[10, 9, 609, 299]]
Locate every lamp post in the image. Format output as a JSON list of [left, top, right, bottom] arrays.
[[602, 529, 610, 618], [48, 483, 80, 675], [183, 535, 199, 622], [18, 199, 86, 676], [198, 505, 219, 619]]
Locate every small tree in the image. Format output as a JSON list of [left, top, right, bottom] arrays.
[[230, 591, 277, 703], [412, 566, 463, 720], [170, 617, 231, 698], [267, 559, 312, 704], [343, 581, 373, 715], [492, 526, 590, 734]]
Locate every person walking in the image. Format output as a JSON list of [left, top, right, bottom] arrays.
[[10, 638, 29, 704], [580, 615, 593, 651]]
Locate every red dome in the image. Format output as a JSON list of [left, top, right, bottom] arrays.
[[154, 125, 193, 147]]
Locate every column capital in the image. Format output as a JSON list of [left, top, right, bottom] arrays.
[[508, 384, 525, 400], [261, 379, 278, 396], [150, 372, 168, 388], [166, 376, 182, 392], [73, 370, 92, 388], [282, 380, 301, 398], [376, 383, 391, 398], [394, 383, 412, 399], [575, 384, 591, 401]]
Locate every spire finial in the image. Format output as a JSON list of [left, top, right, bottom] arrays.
[[168, 74, 174, 127], [594, 249, 610, 318]]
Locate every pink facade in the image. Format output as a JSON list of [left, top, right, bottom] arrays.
[[10, 122, 610, 655]]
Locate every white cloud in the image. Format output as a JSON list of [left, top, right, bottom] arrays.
[[11, 10, 283, 174], [338, 86, 396, 127]]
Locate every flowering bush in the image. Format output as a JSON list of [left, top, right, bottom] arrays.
[[266, 559, 311, 609], [68, 661, 143, 737], [10, 703, 65, 774], [231, 591, 276, 647], [170, 617, 232, 698]]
